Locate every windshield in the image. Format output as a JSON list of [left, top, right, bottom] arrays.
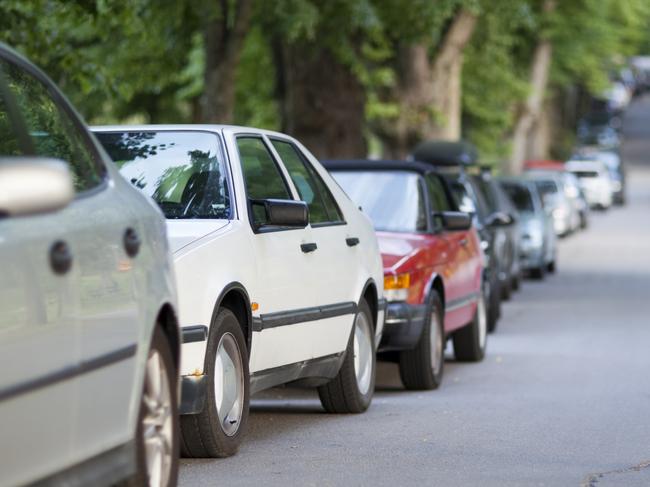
[[534, 179, 558, 198], [501, 182, 534, 213], [332, 170, 426, 233], [96, 130, 230, 219]]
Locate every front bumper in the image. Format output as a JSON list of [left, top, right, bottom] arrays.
[[378, 302, 427, 352]]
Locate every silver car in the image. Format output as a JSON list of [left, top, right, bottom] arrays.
[[0, 44, 180, 486], [499, 178, 557, 279]]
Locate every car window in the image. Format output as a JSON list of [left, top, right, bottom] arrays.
[[425, 174, 452, 212], [236, 137, 292, 226], [332, 170, 426, 233], [271, 139, 344, 225], [96, 130, 231, 219], [501, 182, 534, 213], [0, 58, 104, 192]]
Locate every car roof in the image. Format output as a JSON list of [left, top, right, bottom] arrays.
[[91, 124, 294, 140], [322, 159, 438, 175]]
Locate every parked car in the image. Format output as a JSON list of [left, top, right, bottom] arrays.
[[468, 168, 521, 299], [565, 159, 614, 210], [573, 147, 626, 205], [499, 178, 557, 279], [410, 140, 506, 333], [0, 43, 180, 486], [524, 170, 576, 237], [93, 125, 385, 458], [324, 159, 486, 390]]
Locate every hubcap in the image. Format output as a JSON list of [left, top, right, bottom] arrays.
[[429, 310, 443, 376], [214, 332, 245, 436], [142, 349, 173, 487], [477, 293, 487, 350], [353, 312, 373, 395]]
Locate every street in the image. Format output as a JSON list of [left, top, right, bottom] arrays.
[[180, 98, 650, 487]]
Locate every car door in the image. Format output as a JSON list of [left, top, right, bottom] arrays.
[[0, 61, 78, 485], [267, 137, 356, 359], [232, 135, 320, 373], [425, 173, 477, 329], [0, 54, 140, 460]]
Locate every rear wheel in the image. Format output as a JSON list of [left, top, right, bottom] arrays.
[[318, 299, 375, 413], [398, 292, 445, 390], [180, 308, 249, 458], [530, 263, 546, 280], [132, 326, 179, 487], [453, 290, 487, 362], [547, 260, 556, 273], [486, 275, 501, 333]]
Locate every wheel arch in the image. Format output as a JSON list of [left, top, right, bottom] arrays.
[[155, 303, 181, 370], [211, 282, 253, 352], [424, 272, 446, 311], [359, 278, 379, 330]]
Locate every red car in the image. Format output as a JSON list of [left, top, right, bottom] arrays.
[[325, 160, 487, 390]]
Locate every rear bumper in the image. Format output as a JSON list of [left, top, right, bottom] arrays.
[[378, 302, 427, 352]]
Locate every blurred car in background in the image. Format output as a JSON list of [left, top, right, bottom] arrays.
[[524, 169, 576, 237], [499, 178, 557, 279], [95, 124, 385, 458], [326, 159, 486, 390], [565, 159, 614, 210], [411, 140, 510, 333], [0, 44, 180, 486], [470, 168, 521, 299], [573, 147, 626, 205]]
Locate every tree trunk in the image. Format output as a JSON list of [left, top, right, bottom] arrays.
[[508, 0, 555, 174], [373, 9, 477, 159], [280, 44, 367, 159], [200, 0, 253, 123]]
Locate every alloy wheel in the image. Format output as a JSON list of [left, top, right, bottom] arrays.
[[353, 311, 373, 395]]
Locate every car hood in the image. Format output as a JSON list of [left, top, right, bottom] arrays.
[[166, 220, 230, 254], [376, 231, 430, 271]]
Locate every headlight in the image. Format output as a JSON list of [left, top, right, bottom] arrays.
[[384, 273, 410, 302]]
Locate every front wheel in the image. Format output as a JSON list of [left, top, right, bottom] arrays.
[[318, 299, 376, 413], [133, 326, 180, 487], [398, 291, 445, 390], [180, 308, 249, 458], [453, 290, 487, 362]]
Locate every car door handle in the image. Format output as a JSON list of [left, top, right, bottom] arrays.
[[300, 242, 318, 253], [346, 237, 360, 247], [124, 228, 141, 258], [50, 240, 73, 275], [460, 238, 468, 247]]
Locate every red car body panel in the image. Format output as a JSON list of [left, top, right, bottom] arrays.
[[378, 228, 483, 334]]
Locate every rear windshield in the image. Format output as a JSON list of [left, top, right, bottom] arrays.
[[501, 182, 534, 213], [332, 170, 426, 233], [96, 130, 231, 219]]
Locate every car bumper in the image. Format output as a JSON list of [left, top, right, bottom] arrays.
[[519, 246, 544, 270], [179, 374, 208, 415], [378, 302, 427, 352]]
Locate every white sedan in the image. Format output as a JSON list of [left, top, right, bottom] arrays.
[[565, 159, 614, 210], [0, 44, 180, 486], [94, 125, 385, 458]]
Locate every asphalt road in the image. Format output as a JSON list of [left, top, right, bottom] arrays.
[[180, 97, 650, 487]]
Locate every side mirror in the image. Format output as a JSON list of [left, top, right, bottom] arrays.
[[437, 211, 472, 231], [0, 157, 74, 217], [485, 211, 512, 227], [251, 199, 309, 228]]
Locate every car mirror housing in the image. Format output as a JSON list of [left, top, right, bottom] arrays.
[[252, 198, 309, 228], [0, 157, 74, 218], [437, 211, 472, 232]]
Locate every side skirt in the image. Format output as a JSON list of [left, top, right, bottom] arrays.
[[250, 352, 345, 395]]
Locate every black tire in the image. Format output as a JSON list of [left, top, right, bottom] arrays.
[[486, 275, 501, 333], [501, 278, 512, 301], [511, 273, 521, 292], [180, 308, 250, 458], [530, 264, 546, 280], [130, 326, 180, 487], [398, 291, 445, 391], [453, 290, 487, 362], [547, 260, 556, 273], [318, 299, 375, 413]]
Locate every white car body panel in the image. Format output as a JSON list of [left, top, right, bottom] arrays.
[[93, 125, 384, 391]]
